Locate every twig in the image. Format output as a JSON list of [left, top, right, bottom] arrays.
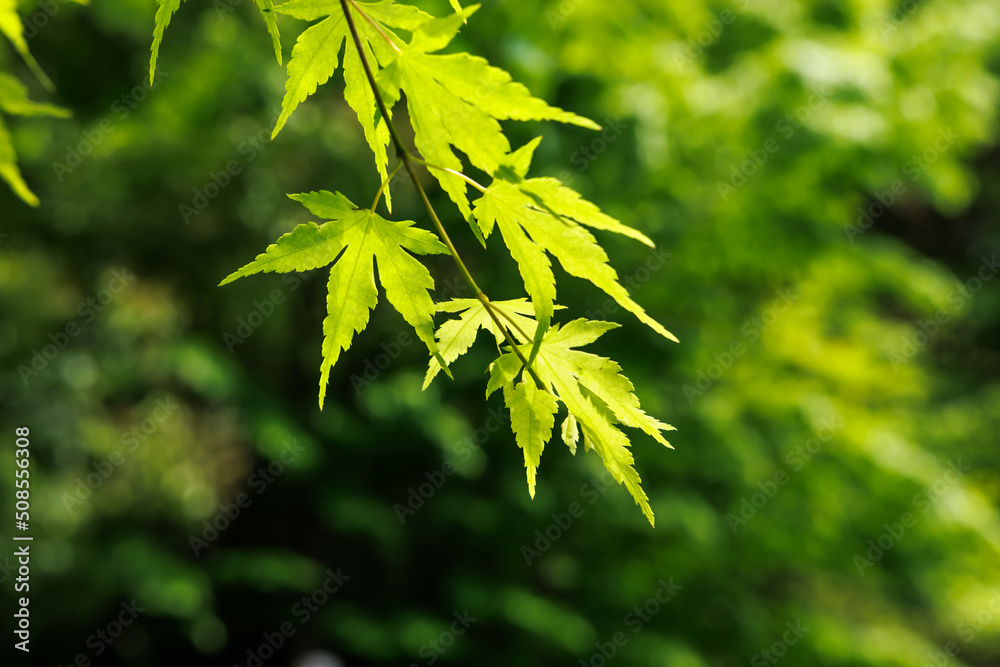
[[338, 0, 546, 390]]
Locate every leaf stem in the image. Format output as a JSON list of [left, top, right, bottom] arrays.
[[370, 161, 403, 212], [339, 0, 546, 391], [409, 156, 487, 193], [494, 306, 532, 343], [347, 0, 401, 53]]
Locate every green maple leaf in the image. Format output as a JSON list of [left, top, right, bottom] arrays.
[[488, 319, 674, 525], [474, 139, 677, 364], [256, 0, 284, 64], [507, 379, 558, 499], [221, 190, 450, 407], [149, 0, 182, 85], [0, 73, 69, 206], [423, 297, 552, 389], [272, 0, 431, 211], [560, 413, 579, 454], [376, 5, 599, 235]]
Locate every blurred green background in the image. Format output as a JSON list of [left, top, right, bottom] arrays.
[[2, 0, 1000, 665]]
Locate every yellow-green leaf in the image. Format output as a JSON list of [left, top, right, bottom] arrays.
[[222, 190, 451, 408], [506, 380, 558, 498]]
